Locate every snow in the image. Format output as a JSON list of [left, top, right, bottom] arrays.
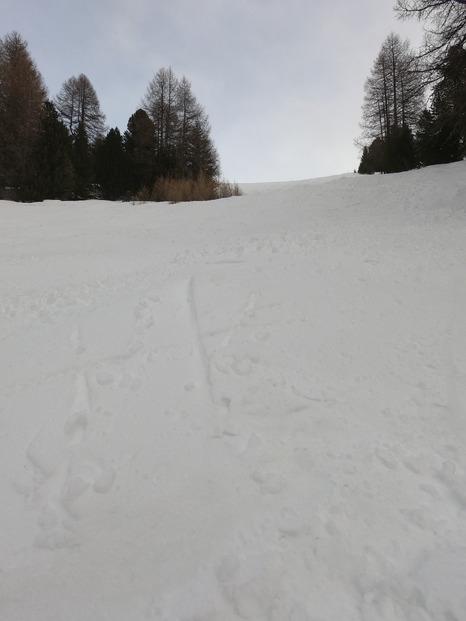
[[1, 162, 466, 620]]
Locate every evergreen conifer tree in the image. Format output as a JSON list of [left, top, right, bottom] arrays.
[[30, 101, 76, 200], [95, 128, 129, 200], [124, 109, 156, 194], [72, 122, 94, 199]]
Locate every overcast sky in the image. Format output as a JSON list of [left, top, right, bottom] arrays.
[[4, 0, 424, 182]]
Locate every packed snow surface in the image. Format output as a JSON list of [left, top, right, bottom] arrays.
[[1, 163, 466, 620]]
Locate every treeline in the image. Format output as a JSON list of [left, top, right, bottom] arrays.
[[357, 1, 466, 174], [0, 32, 239, 202]]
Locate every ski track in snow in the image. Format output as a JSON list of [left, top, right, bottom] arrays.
[[1, 163, 466, 620]]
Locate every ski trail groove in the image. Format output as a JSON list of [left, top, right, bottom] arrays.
[[187, 275, 213, 404]]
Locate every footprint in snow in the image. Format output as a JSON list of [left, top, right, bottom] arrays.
[[18, 371, 117, 549]]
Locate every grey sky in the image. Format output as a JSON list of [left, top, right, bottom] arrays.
[[4, 0, 424, 182]]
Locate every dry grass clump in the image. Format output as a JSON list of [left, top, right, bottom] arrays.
[[132, 174, 241, 203]]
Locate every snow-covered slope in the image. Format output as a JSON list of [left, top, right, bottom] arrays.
[[1, 163, 466, 620]]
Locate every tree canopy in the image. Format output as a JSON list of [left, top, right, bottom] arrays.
[[0, 31, 47, 194], [395, 0, 466, 75], [141, 68, 220, 182], [358, 33, 424, 173], [360, 33, 424, 143], [357, 2, 466, 173], [55, 74, 106, 143], [0, 32, 230, 202]]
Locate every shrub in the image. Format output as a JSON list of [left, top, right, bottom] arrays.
[[132, 173, 242, 203]]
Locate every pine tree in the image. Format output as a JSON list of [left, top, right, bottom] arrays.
[[360, 33, 424, 144], [141, 68, 220, 184], [124, 109, 156, 194], [95, 128, 129, 200], [385, 125, 417, 172], [432, 44, 466, 150], [413, 44, 465, 168], [72, 122, 94, 199], [55, 74, 106, 144], [30, 101, 76, 200], [358, 138, 386, 174], [189, 116, 220, 181], [357, 146, 371, 174], [174, 76, 220, 180], [0, 32, 47, 195], [358, 33, 424, 173], [141, 67, 179, 177]]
